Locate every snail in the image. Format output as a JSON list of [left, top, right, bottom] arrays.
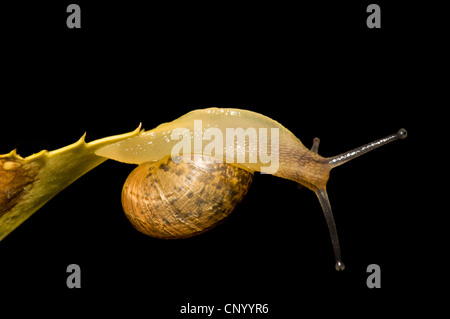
[[95, 108, 408, 271]]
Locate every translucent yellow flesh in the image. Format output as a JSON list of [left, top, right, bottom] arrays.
[[95, 108, 309, 174]]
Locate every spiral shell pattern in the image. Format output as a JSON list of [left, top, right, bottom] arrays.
[[121, 155, 253, 239]]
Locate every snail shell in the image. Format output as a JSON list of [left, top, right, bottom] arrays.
[[121, 155, 253, 239]]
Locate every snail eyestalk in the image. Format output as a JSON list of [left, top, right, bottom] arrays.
[[327, 128, 407, 168], [313, 128, 407, 271], [315, 188, 345, 271], [311, 137, 320, 153]]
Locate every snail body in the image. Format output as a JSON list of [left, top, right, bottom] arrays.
[[96, 108, 407, 271], [96, 108, 324, 187]]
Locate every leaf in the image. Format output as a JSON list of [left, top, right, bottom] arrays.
[[0, 125, 142, 241]]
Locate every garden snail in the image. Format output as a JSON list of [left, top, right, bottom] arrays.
[[96, 108, 407, 271]]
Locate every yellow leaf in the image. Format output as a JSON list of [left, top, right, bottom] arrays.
[[0, 125, 141, 241]]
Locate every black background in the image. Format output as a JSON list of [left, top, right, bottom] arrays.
[[0, 1, 439, 317]]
